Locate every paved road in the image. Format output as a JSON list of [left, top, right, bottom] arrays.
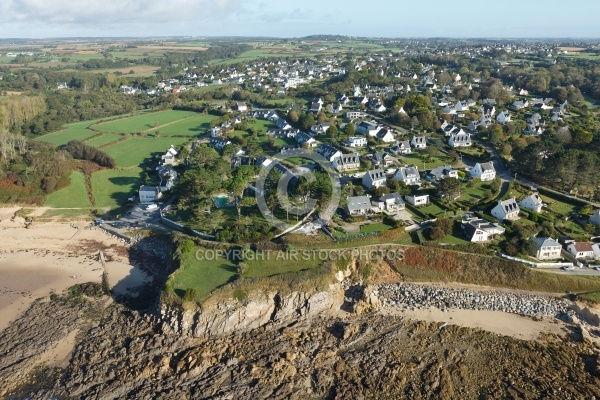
[[534, 267, 600, 276]]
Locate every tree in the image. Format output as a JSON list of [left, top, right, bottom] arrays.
[[343, 122, 355, 136], [426, 227, 445, 240], [299, 113, 315, 131], [433, 217, 453, 234], [287, 108, 299, 123], [373, 186, 390, 197], [437, 177, 462, 201], [328, 125, 338, 143]]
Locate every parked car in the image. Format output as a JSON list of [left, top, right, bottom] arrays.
[[562, 266, 574, 271]]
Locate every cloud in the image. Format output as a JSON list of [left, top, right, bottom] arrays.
[[1, 0, 245, 31]]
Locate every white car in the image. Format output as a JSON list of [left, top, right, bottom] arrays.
[[562, 266, 574, 271], [594, 266, 600, 271]]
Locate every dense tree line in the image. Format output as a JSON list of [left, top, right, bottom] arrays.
[[0, 130, 72, 202], [0, 95, 46, 131], [63, 140, 116, 168]]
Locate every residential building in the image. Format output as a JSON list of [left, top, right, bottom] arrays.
[[405, 193, 429, 207], [345, 136, 367, 148], [390, 140, 411, 155], [209, 137, 231, 150], [235, 102, 248, 112], [410, 136, 427, 149], [346, 195, 372, 216], [371, 151, 395, 168], [394, 165, 421, 186], [519, 193, 543, 213], [470, 162, 496, 181], [491, 197, 520, 221], [376, 128, 395, 143], [532, 237, 562, 260], [356, 121, 380, 136], [317, 144, 342, 161], [331, 153, 360, 172], [295, 132, 317, 147], [139, 185, 162, 204], [461, 218, 506, 242], [427, 165, 458, 182], [497, 111, 512, 124], [362, 169, 387, 189], [372, 193, 405, 212], [449, 131, 472, 148], [566, 242, 595, 259], [344, 111, 364, 120]]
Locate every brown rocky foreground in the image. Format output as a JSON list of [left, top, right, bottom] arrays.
[[1, 280, 599, 400]]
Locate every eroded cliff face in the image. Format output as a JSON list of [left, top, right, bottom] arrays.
[[159, 284, 345, 337]]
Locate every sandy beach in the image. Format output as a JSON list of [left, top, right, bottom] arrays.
[[0, 207, 144, 331]]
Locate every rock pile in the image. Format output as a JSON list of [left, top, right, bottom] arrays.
[[375, 283, 572, 318]]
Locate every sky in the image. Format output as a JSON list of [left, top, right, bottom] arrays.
[[0, 0, 598, 39]]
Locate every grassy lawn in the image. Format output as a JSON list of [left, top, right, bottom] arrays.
[[243, 253, 324, 278], [399, 152, 451, 169], [579, 290, 600, 303], [417, 202, 448, 218], [85, 133, 124, 148], [454, 181, 495, 209], [91, 167, 142, 209], [539, 193, 578, 215], [92, 110, 198, 133], [151, 114, 218, 137], [36, 120, 100, 146], [43, 171, 91, 208], [101, 136, 189, 168], [360, 222, 393, 233], [169, 247, 238, 302]]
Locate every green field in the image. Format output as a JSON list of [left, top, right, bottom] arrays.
[[91, 167, 142, 209], [243, 253, 324, 278], [43, 171, 91, 208], [101, 136, 189, 168], [151, 114, 218, 136], [92, 110, 198, 133], [169, 247, 238, 302], [36, 120, 100, 146], [85, 133, 124, 147]]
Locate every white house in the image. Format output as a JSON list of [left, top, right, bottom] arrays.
[[346, 195, 372, 216], [462, 218, 505, 242], [497, 111, 512, 125], [394, 165, 421, 186], [356, 121, 380, 137], [209, 137, 232, 150], [345, 136, 367, 148], [362, 169, 387, 189], [160, 145, 178, 166], [390, 140, 411, 155], [372, 193, 405, 212], [491, 197, 520, 221], [567, 242, 595, 259], [519, 193, 543, 213], [470, 162, 496, 181], [410, 136, 427, 149], [449, 131, 472, 148], [139, 185, 162, 204], [376, 129, 395, 143], [405, 193, 429, 207], [317, 144, 342, 162], [532, 237, 562, 260]]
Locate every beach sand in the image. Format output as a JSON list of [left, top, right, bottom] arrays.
[[0, 208, 143, 331]]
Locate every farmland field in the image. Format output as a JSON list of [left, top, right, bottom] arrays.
[[36, 120, 100, 146], [43, 171, 91, 208], [91, 167, 142, 209], [85, 133, 124, 147], [92, 110, 198, 133], [101, 136, 190, 168], [151, 114, 218, 136]]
